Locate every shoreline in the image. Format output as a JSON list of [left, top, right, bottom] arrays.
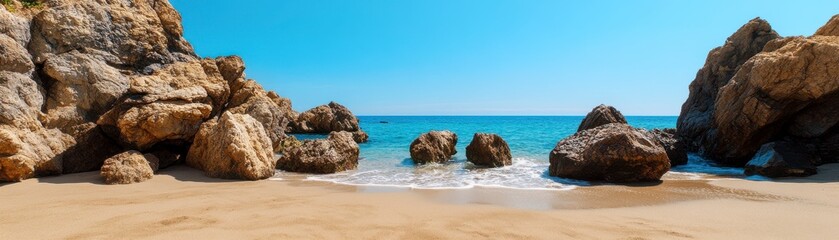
[[2, 164, 838, 239]]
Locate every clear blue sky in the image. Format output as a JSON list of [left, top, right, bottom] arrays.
[[170, 0, 837, 116]]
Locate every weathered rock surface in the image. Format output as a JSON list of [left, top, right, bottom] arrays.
[[646, 128, 688, 166], [294, 102, 360, 133], [549, 124, 670, 182], [578, 104, 627, 132], [677, 18, 779, 154], [226, 80, 291, 152], [60, 123, 124, 174], [350, 131, 369, 143], [815, 15, 839, 36], [186, 112, 275, 180], [0, 71, 43, 128], [276, 131, 360, 174], [465, 133, 512, 167], [744, 141, 818, 178], [97, 59, 228, 150], [410, 131, 458, 164], [0, 125, 74, 181], [100, 150, 157, 184]]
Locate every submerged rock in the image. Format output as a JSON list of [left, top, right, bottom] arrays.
[[578, 104, 627, 132], [465, 133, 512, 167], [100, 150, 157, 185], [276, 131, 359, 174], [744, 141, 818, 178], [186, 112, 275, 180], [549, 124, 670, 182], [410, 131, 458, 164]]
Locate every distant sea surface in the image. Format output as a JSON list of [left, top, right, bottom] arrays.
[[284, 116, 745, 190]]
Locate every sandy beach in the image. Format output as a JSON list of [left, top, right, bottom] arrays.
[[2, 164, 838, 240]]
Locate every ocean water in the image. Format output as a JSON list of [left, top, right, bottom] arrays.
[[279, 116, 744, 190]]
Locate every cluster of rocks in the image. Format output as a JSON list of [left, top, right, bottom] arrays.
[[0, 0, 365, 184], [409, 131, 513, 168], [549, 105, 686, 182], [677, 16, 839, 178]]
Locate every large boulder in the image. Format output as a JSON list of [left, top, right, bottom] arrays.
[[578, 104, 627, 132], [677, 18, 780, 154], [410, 131, 458, 164], [646, 128, 688, 166], [465, 133, 512, 167], [709, 32, 839, 164], [276, 131, 360, 174], [293, 101, 360, 133], [100, 150, 158, 184], [226, 80, 292, 152], [186, 112, 275, 180], [28, 0, 195, 68], [97, 59, 229, 150], [549, 123, 670, 182], [744, 141, 818, 178], [0, 125, 74, 182]]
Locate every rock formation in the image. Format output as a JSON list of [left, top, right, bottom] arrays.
[[0, 0, 309, 182], [410, 131, 458, 164], [276, 131, 360, 174], [291, 101, 368, 143], [678, 15, 839, 169], [549, 124, 670, 182], [578, 104, 627, 132], [465, 133, 512, 167], [744, 141, 818, 178], [186, 112, 276, 180], [646, 128, 688, 166], [100, 150, 158, 185]]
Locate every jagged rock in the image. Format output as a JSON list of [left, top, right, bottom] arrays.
[[100, 150, 157, 184], [710, 34, 839, 164], [97, 59, 228, 150], [267, 91, 298, 132], [42, 51, 130, 132], [578, 104, 627, 132], [350, 131, 369, 143], [28, 0, 195, 68], [0, 125, 74, 182], [226, 80, 291, 152], [815, 14, 839, 36], [677, 18, 780, 154], [0, 34, 33, 73], [646, 128, 688, 166], [60, 123, 124, 174], [0, 72, 43, 128], [549, 123, 670, 182], [294, 102, 360, 133], [745, 141, 818, 178], [0, 6, 31, 46], [410, 131, 458, 164], [466, 133, 512, 167], [186, 112, 275, 180], [276, 131, 359, 174]]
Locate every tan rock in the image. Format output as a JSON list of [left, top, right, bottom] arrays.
[[0, 6, 31, 45], [549, 124, 670, 182], [100, 150, 156, 184], [410, 131, 458, 164], [0, 34, 33, 73], [815, 14, 839, 36], [0, 71, 44, 128], [677, 18, 779, 153], [226, 80, 291, 152], [276, 131, 359, 174], [186, 112, 275, 180], [294, 102, 360, 133], [0, 125, 75, 182]]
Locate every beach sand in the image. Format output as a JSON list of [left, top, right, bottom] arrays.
[[2, 165, 838, 240]]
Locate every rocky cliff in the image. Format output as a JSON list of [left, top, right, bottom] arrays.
[[678, 15, 839, 175], [0, 0, 362, 182]]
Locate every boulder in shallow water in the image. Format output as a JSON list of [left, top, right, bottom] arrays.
[[276, 131, 359, 174], [100, 150, 157, 184], [550, 123, 670, 182], [410, 131, 458, 164], [186, 112, 275, 180], [745, 141, 818, 178], [466, 133, 512, 167], [351, 131, 369, 143], [293, 102, 360, 133], [646, 128, 688, 166], [578, 104, 627, 132]]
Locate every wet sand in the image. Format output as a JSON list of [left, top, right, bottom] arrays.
[[1, 164, 838, 239]]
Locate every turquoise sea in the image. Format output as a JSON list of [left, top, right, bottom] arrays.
[[283, 116, 745, 190]]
